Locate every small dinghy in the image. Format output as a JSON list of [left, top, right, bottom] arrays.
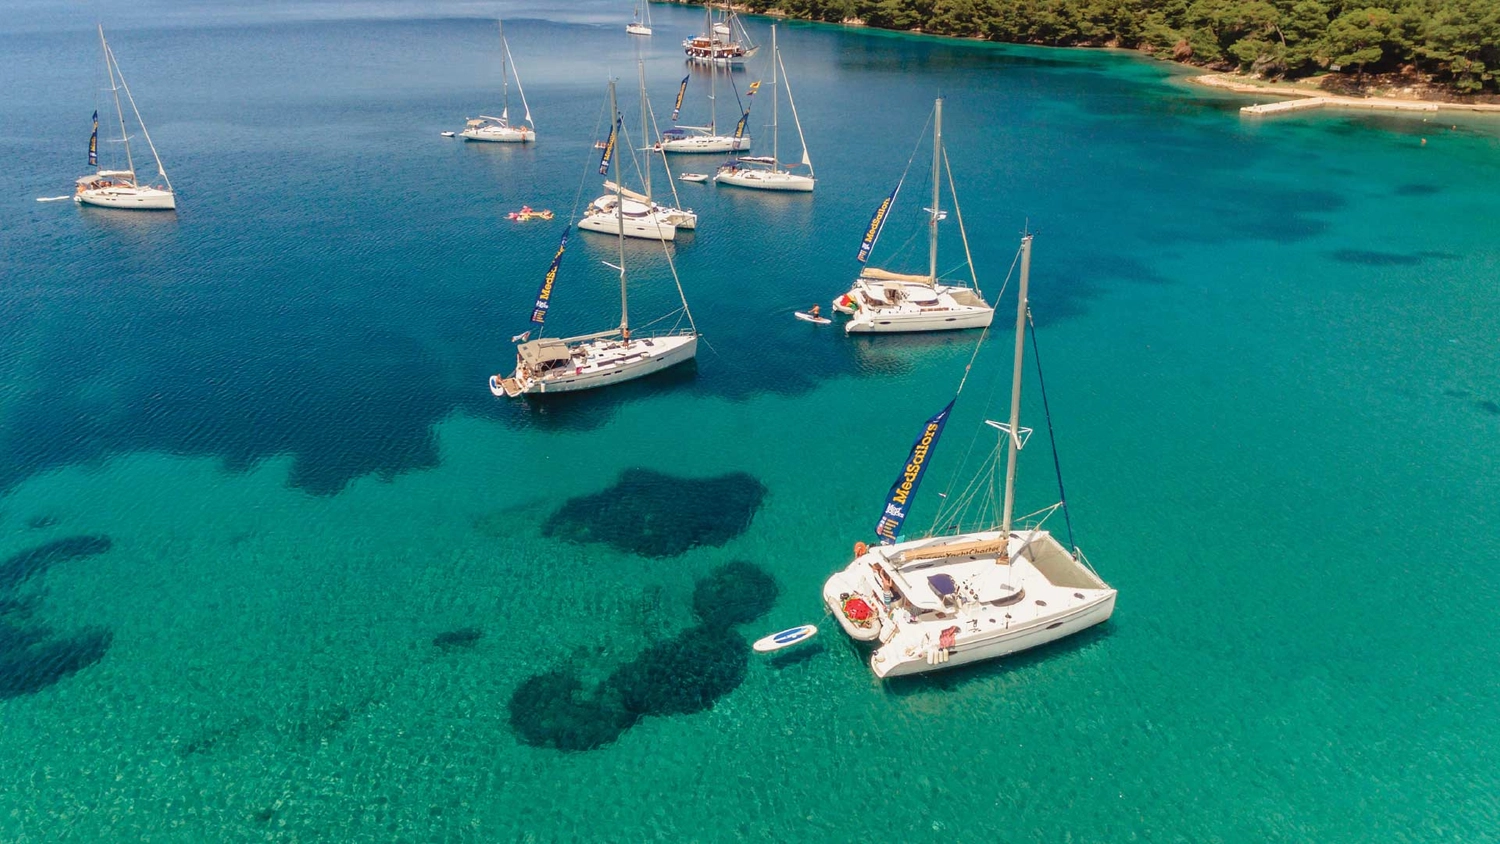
[[678, 173, 709, 183], [507, 206, 554, 222], [753, 624, 818, 653], [795, 310, 831, 325], [440, 131, 456, 138]]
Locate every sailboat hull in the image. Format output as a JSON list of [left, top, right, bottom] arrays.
[[75, 186, 176, 210], [461, 126, 534, 143], [658, 135, 752, 153], [714, 169, 815, 192], [502, 333, 698, 396], [626, 24, 653, 36], [577, 211, 677, 241]]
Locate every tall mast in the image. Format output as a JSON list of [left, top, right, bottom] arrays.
[[709, 44, 717, 133], [1000, 234, 1033, 542], [611, 80, 629, 334], [928, 97, 943, 286], [770, 25, 779, 169], [499, 20, 509, 121], [100, 25, 135, 178], [639, 61, 651, 199]]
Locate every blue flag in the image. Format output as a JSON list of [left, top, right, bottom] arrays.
[[530, 226, 570, 324], [857, 179, 902, 263], [875, 399, 955, 544], [732, 110, 749, 140], [598, 116, 620, 176], [671, 75, 689, 121], [88, 110, 98, 167]]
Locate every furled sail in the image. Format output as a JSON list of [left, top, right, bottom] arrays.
[[874, 400, 955, 544]]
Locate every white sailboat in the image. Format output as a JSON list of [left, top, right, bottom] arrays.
[[460, 20, 535, 143], [580, 64, 698, 241], [657, 59, 752, 154], [490, 81, 698, 398], [715, 25, 814, 192], [683, 2, 756, 67], [74, 25, 175, 211], [833, 99, 994, 333], [627, 0, 652, 36], [823, 235, 1116, 678]]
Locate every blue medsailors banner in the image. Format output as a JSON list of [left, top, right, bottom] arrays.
[[857, 179, 902, 263], [530, 226, 570, 324], [89, 110, 98, 166], [875, 399, 955, 544], [598, 117, 620, 176], [671, 76, 688, 121]]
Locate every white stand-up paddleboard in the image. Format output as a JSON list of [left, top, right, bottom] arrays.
[[753, 624, 818, 653], [794, 311, 831, 325], [36, 196, 72, 202]]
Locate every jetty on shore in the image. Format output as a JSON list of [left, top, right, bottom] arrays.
[[1190, 73, 1500, 118]]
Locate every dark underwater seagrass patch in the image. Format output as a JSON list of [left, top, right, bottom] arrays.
[[0, 535, 115, 698], [540, 468, 768, 558], [506, 561, 777, 752]]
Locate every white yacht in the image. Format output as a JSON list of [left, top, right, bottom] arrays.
[[627, 0, 652, 35], [715, 25, 814, 192], [833, 98, 993, 333], [75, 26, 175, 211], [823, 235, 1116, 678], [461, 21, 535, 143], [490, 81, 698, 398], [657, 60, 751, 153], [580, 64, 698, 241]]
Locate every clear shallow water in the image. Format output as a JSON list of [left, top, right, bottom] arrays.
[[3, 1, 1500, 840]]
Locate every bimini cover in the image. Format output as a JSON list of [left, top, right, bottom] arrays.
[[517, 338, 572, 367], [860, 267, 931, 284]]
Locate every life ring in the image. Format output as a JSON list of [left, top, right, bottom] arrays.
[[853, 541, 868, 558]]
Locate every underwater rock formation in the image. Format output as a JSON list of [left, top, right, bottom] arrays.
[[507, 669, 640, 752], [507, 561, 777, 751], [0, 623, 111, 700], [691, 560, 779, 626], [0, 535, 112, 590], [541, 469, 768, 558], [432, 627, 484, 650]]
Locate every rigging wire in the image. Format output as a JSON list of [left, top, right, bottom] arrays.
[[1026, 306, 1077, 553]]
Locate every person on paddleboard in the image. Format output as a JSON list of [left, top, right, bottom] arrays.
[[808, 304, 820, 318]]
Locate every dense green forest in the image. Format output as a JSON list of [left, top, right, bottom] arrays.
[[709, 0, 1500, 92]]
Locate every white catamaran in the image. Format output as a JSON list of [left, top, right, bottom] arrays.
[[715, 25, 814, 192], [627, 0, 652, 36], [682, 2, 756, 67], [461, 20, 535, 143], [657, 59, 752, 154], [823, 235, 1116, 678], [580, 64, 698, 241], [833, 99, 994, 333], [75, 25, 175, 211], [490, 81, 698, 398]]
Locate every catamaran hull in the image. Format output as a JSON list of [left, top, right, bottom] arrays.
[[505, 335, 698, 396], [75, 187, 175, 210], [844, 307, 994, 333], [714, 170, 815, 192], [577, 213, 677, 241], [461, 128, 534, 143], [658, 135, 752, 154], [873, 595, 1116, 678]]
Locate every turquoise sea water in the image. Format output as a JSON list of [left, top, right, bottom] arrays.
[[3, 0, 1500, 839]]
